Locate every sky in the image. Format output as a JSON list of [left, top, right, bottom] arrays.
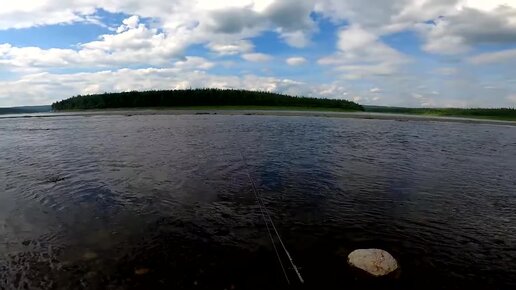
[[0, 0, 516, 108]]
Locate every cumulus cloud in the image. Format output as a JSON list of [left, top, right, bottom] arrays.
[[434, 67, 458, 75], [1, 1, 515, 54], [242, 53, 273, 62], [206, 40, 254, 55], [286, 57, 307, 66], [265, 0, 315, 47], [0, 0, 515, 107], [173, 57, 215, 70], [116, 15, 140, 32], [0, 1, 95, 30], [0, 0, 316, 50], [0, 16, 187, 69], [318, 25, 409, 79], [313, 0, 516, 55], [468, 49, 516, 64], [279, 30, 312, 48], [205, 7, 263, 34], [418, 6, 516, 54], [337, 25, 377, 51], [507, 94, 516, 105], [0, 67, 355, 106], [1, 1, 515, 58]]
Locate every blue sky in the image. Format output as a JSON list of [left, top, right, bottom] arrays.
[[0, 0, 515, 107]]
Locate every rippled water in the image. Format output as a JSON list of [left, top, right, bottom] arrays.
[[1, 113, 515, 290]]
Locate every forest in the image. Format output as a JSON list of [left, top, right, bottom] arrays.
[[0, 105, 51, 115], [51, 89, 364, 111]]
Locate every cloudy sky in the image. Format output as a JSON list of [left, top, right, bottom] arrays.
[[1, 0, 516, 108]]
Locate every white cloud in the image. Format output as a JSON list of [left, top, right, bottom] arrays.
[[206, 40, 254, 55], [82, 17, 186, 58], [417, 5, 516, 54], [464, 0, 516, 12], [1, 1, 514, 58], [0, 0, 316, 52], [286, 57, 307, 66], [194, 0, 317, 48], [420, 89, 455, 107], [173, 57, 215, 70], [314, 0, 462, 34], [337, 25, 377, 51], [318, 25, 409, 79], [370, 87, 382, 93], [507, 94, 516, 104], [264, 0, 315, 47], [0, 0, 515, 108], [116, 15, 140, 32], [352, 96, 362, 103], [468, 49, 516, 64], [0, 2, 95, 30], [313, 0, 516, 55], [1, 61, 514, 108], [279, 30, 311, 48], [242, 52, 273, 62], [434, 67, 458, 75], [0, 16, 187, 69], [0, 67, 355, 106]]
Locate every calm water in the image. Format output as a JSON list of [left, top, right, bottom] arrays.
[[1, 114, 515, 290]]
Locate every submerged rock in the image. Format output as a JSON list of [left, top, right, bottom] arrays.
[[347, 249, 398, 277], [134, 268, 150, 275], [82, 251, 98, 261], [45, 175, 66, 183]]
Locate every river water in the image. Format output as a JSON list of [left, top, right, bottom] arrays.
[[1, 113, 515, 290]]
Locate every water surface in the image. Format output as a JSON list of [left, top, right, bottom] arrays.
[[1, 114, 515, 289]]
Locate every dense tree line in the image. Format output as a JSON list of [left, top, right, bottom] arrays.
[[0, 105, 51, 115], [51, 89, 364, 111], [364, 106, 516, 120]]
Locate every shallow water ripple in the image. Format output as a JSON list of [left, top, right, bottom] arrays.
[[1, 114, 515, 289]]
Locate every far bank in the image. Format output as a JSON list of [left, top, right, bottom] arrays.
[[7, 108, 516, 126]]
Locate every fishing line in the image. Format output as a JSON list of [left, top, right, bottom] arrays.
[[236, 144, 304, 285], [197, 139, 289, 284]]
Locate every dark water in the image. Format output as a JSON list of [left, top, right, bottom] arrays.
[[1, 114, 515, 290]]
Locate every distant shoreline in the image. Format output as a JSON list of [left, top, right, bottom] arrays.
[[2, 107, 516, 126], [47, 89, 515, 122]]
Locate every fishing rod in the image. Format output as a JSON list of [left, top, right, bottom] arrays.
[[236, 144, 304, 285]]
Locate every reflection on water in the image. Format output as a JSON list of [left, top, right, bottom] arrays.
[[1, 114, 515, 289]]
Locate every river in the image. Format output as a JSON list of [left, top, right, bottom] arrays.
[[1, 113, 515, 289]]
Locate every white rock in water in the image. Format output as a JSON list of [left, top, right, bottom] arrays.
[[347, 249, 398, 277]]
